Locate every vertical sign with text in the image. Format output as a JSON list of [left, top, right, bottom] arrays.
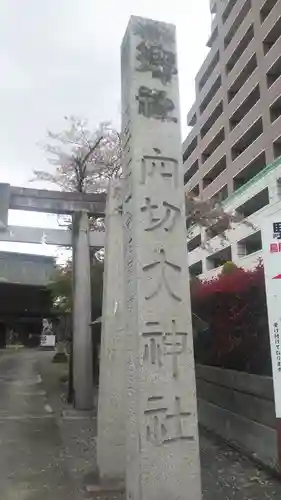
[[121, 16, 201, 500], [262, 216, 281, 418]]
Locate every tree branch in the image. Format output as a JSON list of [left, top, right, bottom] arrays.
[[80, 136, 103, 177]]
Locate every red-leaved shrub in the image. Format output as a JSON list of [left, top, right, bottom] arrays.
[[191, 263, 272, 375]]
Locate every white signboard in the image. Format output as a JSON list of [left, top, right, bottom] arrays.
[[262, 216, 281, 418], [40, 334, 56, 348]]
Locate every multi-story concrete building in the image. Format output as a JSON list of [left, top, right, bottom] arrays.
[[183, 0, 281, 203], [187, 156, 281, 280]]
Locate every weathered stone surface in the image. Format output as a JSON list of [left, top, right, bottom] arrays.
[[0, 183, 10, 230], [196, 365, 279, 472], [9, 185, 106, 215], [97, 180, 126, 481], [196, 364, 274, 400], [197, 378, 275, 428], [121, 16, 201, 500], [72, 211, 93, 410], [198, 399, 279, 473], [0, 225, 104, 248]]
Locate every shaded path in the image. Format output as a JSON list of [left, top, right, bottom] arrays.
[[0, 349, 78, 500], [0, 348, 281, 499]]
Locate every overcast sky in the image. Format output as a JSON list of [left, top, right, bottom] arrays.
[[0, 0, 210, 256]]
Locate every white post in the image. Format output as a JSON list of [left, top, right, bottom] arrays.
[[72, 210, 93, 410], [97, 180, 126, 482], [121, 16, 202, 500], [262, 215, 281, 466]]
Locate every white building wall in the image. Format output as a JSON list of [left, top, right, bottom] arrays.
[[187, 158, 281, 280]]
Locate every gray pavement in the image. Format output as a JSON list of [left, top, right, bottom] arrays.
[[0, 348, 281, 499], [0, 348, 78, 500]]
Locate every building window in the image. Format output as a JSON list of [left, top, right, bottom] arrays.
[[189, 261, 203, 277], [231, 118, 263, 161], [206, 247, 232, 270], [236, 188, 269, 217], [228, 54, 257, 102], [273, 136, 281, 159], [206, 218, 229, 240], [237, 231, 262, 257], [187, 234, 202, 252], [229, 85, 260, 130], [267, 54, 281, 88], [224, 0, 252, 49], [263, 15, 281, 55], [184, 160, 199, 185], [207, 26, 219, 49], [189, 184, 200, 198], [187, 113, 197, 127], [183, 136, 198, 163], [210, 0, 217, 15], [198, 51, 220, 91], [261, 0, 279, 23], [203, 156, 227, 189], [200, 76, 221, 115], [222, 0, 237, 24], [270, 95, 281, 123], [226, 25, 254, 74], [233, 151, 266, 190], [200, 101, 223, 138], [211, 184, 228, 204], [202, 128, 225, 164]]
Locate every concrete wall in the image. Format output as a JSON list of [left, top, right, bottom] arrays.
[[196, 365, 279, 473]]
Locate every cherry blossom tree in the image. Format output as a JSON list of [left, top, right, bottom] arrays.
[[33, 115, 251, 246], [32, 116, 121, 232], [185, 193, 254, 249], [33, 116, 121, 193]]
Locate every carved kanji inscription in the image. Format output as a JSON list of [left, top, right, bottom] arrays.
[[144, 396, 194, 446], [141, 197, 180, 232], [142, 320, 187, 378], [136, 41, 177, 84], [143, 321, 163, 368], [142, 248, 182, 302], [136, 86, 178, 123], [140, 154, 178, 188], [163, 320, 187, 378]]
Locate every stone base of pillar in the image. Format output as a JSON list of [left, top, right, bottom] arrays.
[[84, 471, 125, 497], [61, 409, 96, 420]]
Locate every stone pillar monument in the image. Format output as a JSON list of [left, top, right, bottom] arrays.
[[72, 210, 93, 410], [121, 17, 202, 500], [97, 180, 126, 482]]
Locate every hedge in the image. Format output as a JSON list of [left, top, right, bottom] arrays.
[[191, 262, 272, 375]]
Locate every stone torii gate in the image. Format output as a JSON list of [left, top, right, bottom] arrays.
[[0, 183, 105, 410]]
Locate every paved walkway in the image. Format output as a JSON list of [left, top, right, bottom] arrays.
[[0, 349, 281, 499], [0, 348, 78, 499]]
